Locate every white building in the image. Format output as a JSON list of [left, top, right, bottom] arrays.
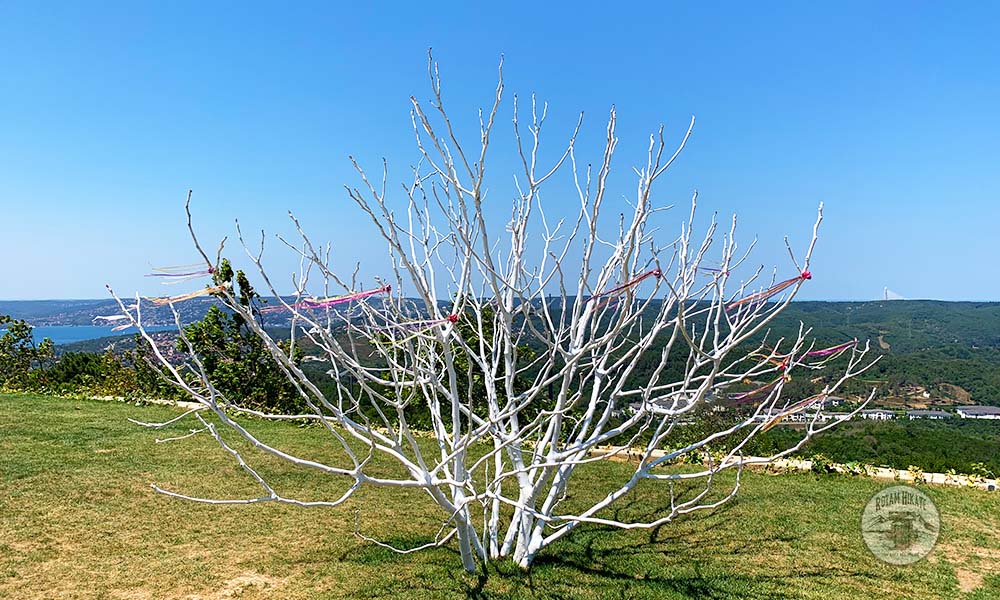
[[859, 409, 896, 421], [956, 406, 1000, 420], [752, 408, 830, 426], [906, 410, 951, 420]]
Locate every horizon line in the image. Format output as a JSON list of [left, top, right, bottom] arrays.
[[3, 297, 1000, 304]]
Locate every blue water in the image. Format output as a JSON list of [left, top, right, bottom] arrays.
[[29, 325, 175, 346]]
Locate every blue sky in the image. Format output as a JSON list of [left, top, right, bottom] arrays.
[[1, 2, 998, 301]]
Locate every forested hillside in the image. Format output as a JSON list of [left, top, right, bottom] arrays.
[[11, 299, 1000, 351], [771, 301, 1000, 352], [9, 298, 1000, 405], [764, 301, 1000, 406]]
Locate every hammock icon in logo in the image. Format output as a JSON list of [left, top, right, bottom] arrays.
[[861, 485, 940, 565]]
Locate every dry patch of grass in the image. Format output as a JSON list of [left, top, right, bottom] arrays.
[[183, 572, 286, 600], [930, 513, 1000, 595], [113, 572, 285, 600], [932, 543, 1000, 594]]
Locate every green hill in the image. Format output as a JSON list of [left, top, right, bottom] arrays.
[[8, 299, 1000, 404], [6, 299, 1000, 352], [770, 301, 1000, 353]]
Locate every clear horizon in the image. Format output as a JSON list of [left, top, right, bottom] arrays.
[[3, 2, 999, 302], [3, 297, 999, 305]]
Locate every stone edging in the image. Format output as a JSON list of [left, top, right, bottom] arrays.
[[591, 445, 998, 492]]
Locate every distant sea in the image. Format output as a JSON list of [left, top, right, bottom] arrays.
[[29, 326, 174, 346]]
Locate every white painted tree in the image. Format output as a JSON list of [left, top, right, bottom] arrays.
[[111, 55, 875, 572]]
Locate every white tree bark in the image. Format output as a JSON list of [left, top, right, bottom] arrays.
[[109, 53, 876, 573]]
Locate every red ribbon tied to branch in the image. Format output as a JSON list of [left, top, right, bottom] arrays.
[[727, 271, 811, 312], [588, 269, 663, 308]]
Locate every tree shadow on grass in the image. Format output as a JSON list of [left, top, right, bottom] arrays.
[[441, 504, 797, 599], [520, 498, 874, 599], [335, 494, 877, 599]]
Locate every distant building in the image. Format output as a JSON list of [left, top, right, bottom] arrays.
[[859, 409, 896, 421], [906, 410, 951, 420], [956, 406, 1000, 420], [626, 398, 677, 415], [751, 408, 830, 426], [751, 409, 781, 423]]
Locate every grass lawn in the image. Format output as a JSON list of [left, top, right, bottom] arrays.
[[2, 393, 999, 599]]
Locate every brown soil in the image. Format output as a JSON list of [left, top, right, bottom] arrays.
[[939, 383, 972, 404]]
